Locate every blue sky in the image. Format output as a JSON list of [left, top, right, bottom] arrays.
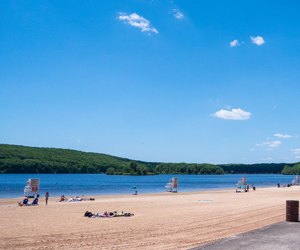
[[1, 0, 300, 164]]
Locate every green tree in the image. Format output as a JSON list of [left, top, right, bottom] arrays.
[[106, 167, 115, 175]]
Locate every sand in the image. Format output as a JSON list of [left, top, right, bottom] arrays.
[[0, 186, 299, 250]]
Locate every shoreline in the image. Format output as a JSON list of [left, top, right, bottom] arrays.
[[1, 186, 299, 249], [0, 184, 287, 200], [1, 173, 296, 199]]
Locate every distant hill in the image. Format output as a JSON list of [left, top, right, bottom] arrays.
[[0, 144, 296, 175], [220, 163, 294, 174], [0, 144, 154, 174]]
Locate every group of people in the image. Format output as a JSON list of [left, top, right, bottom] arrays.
[[59, 195, 82, 202], [277, 183, 293, 188], [84, 210, 134, 218], [18, 192, 98, 206], [18, 192, 49, 206], [19, 185, 137, 206], [236, 184, 256, 193], [59, 195, 95, 202]]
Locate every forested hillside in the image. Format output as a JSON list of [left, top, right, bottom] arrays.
[[281, 163, 300, 175], [221, 163, 293, 174], [0, 144, 296, 175], [0, 144, 223, 175]]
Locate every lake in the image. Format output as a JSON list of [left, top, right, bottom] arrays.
[[0, 174, 295, 198]]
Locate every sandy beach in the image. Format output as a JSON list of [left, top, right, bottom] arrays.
[[1, 186, 299, 250]]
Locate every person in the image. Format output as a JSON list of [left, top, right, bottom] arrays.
[[32, 194, 39, 205], [18, 197, 29, 206], [246, 184, 250, 192], [277, 183, 280, 188], [74, 196, 82, 201], [23, 197, 29, 205], [133, 186, 137, 195], [59, 195, 66, 202], [68, 197, 74, 202], [45, 192, 49, 205]]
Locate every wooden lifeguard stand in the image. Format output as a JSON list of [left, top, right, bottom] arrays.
[[165, 177, 178, 193], [24, 178, 40, 198]]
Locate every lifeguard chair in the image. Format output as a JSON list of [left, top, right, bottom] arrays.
[[24, 178, 40, 198], [165, 177, 178, 193], [291, 175, 300, 186], [236, 177, 247, 192]]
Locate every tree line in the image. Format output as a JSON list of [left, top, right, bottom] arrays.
[[0, 144, 297, 175], [281, 164, 300, 175]]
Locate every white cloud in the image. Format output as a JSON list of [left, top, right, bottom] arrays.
[[230, 39, 239, 47], [172, 9, 184, 19], [118, 13, 158, 34], [263, 156, 273, 162], [274, 133, 292, 139], [292, 148, 300, 159], [212, 108, 251, 120], [292, 148, 300, 154], [256, 140, 281, 149], [250, 36, 265, 46]]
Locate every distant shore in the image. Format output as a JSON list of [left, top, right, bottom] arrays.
[[1, 186, 299, 249], [1, 144, 296, 175]]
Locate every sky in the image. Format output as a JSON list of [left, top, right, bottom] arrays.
[[1, 0, 300, 164]]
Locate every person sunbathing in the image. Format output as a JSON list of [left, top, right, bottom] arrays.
[[111, 211, 134, 217], [59, 195, 66, 202], [113, 211, 123, 217], [94, 211, 112, 218], [84, 210, 134, 218], [74, 196, 82, 201], [68, 197, 74, 202], [123, 212, 134, 217]]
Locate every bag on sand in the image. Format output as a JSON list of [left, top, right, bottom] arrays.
[[84, 211, 93, 217]]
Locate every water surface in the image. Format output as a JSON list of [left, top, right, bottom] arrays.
[[0, 174, 295, 198]]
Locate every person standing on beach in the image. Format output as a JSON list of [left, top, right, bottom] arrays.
[[45, 192, 49, 205], [133, 186, 137, 195]]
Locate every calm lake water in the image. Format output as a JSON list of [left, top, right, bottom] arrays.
[[0, 174, 296, 198]]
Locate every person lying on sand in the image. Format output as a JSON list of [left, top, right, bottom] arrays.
[[100, 211, 112, 218], [59, 195, 94, 202], [84, 211, 134, 218]]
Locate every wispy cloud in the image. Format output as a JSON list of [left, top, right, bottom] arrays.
[[250, 36, 265, 46], [256, 140, 281, 149], [212, 108, 251, 120], [274, 133, 292, 139], [292, 148, 300, 159], [262, 156, 273, 162], [230, 39, 239, 47], [172, 9, 184, 19], [118, 13, 158, 34]]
